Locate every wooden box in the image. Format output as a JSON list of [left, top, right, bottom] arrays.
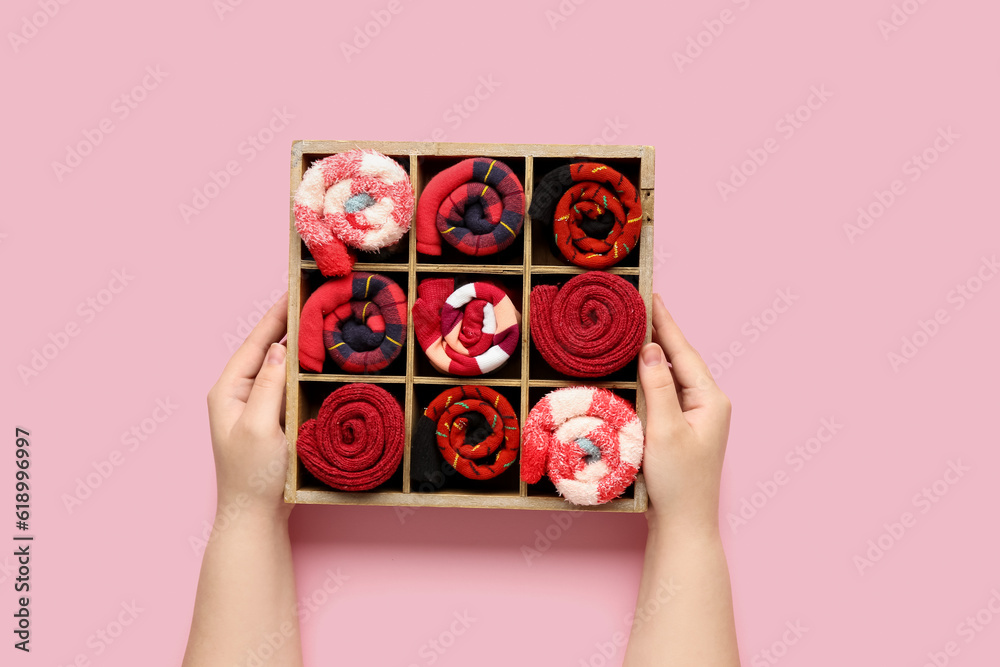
[[284, 141, 655, 512]]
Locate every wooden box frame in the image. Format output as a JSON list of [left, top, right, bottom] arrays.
[[284, 141, 655, 512]]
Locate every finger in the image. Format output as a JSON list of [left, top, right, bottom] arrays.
[[217, 293, 289, 401], [243, 342, 288, 433], [650, 294, 716, 393], [638, 342, 686, 437]]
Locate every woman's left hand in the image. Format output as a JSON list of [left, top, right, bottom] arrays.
[[206, 292, 292, 520]]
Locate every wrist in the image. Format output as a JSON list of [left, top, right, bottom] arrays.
[[215, 490, 292, 529], [646, 507, 721, 544]]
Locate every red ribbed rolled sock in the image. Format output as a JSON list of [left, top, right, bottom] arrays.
[[530, 271, 646, 378], [296, 383, 404, 491]]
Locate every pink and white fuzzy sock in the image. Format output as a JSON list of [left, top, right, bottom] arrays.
[[294, 149, 414, 276], [522, 387, 644, 505]]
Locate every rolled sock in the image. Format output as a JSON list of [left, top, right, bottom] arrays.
[[412, 385, 520, 482], [412, 278, 520, 376], [530, 271, 646, 378], [528, 162, 641, 269], [298, 272, 407, 374], [297, 383, 404, 492], [416, 157, 524, 256], [295, 149, 414, 276], [522, 387, 644, 506]]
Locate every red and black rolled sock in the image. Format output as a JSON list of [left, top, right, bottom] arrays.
[[416, 157, 525, 256], [297, 383, 404, 491], [411, 385, 520, 484], [298, 272, 407, 374], [528, 162, 642, 269], [530, 272, 646, 378]]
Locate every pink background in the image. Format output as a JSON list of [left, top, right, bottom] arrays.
[[4, 0, 999, 665]]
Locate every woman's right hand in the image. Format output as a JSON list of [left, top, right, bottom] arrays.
[[637, 294, 733, 537]]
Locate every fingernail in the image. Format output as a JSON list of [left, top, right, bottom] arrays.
[[267, 343, 286, 365], [654, 293, 665, 308], [641, 344, 662, 366]]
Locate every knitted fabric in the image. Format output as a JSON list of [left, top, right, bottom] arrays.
[[299, 272, 407, 374], [522, 387, 643, 506], [416, 158, 525, 256], [295, 149, 414, 276], [412, 278, 521, 376], [528, 162, 641, 269], [412, 385, 520, 481], [297, 383, 404, 491], [530, 272, 646, 378]]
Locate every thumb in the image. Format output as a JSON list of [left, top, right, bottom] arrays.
[[638, 343, 685, 437], [244, 343, 288, 433]]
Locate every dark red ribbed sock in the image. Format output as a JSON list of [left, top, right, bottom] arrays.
[[297, 383, 404, 491], [530, 271, 646, 378]]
